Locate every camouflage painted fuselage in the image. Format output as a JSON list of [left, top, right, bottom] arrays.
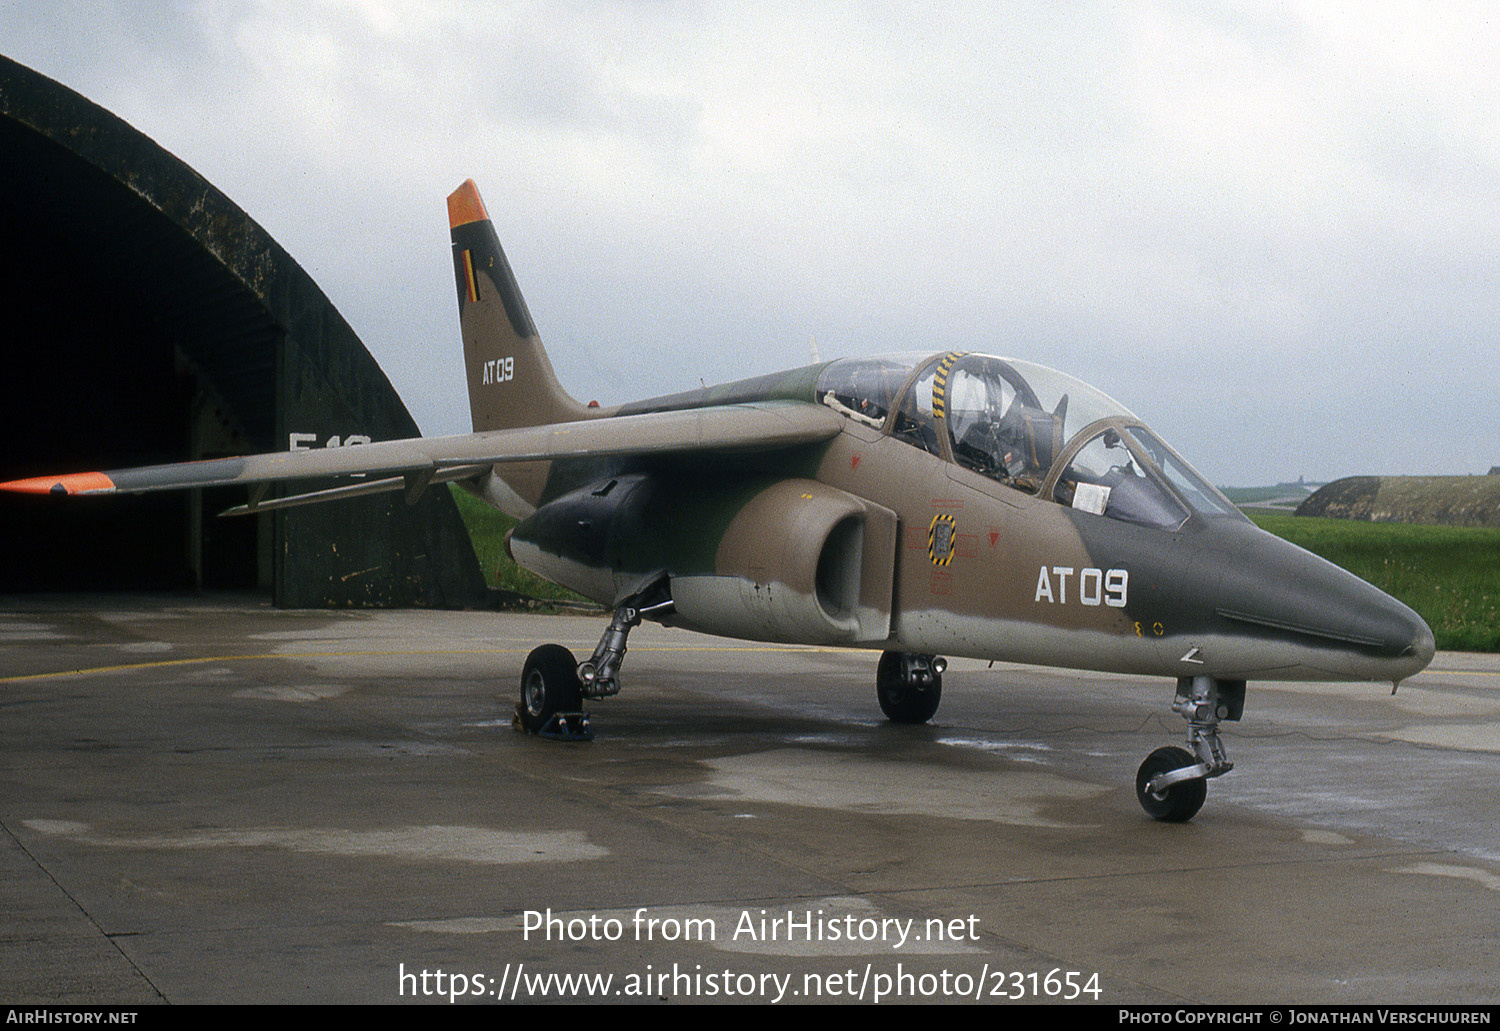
[[1, 179, 1433, 696], [500, 361, 1432, 686], [442, 177, 1433, 688]]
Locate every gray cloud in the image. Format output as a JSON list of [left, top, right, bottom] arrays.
[[2, 1, 1495, 484]]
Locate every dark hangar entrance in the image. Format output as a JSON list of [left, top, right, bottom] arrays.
[[0, 55, 485, 607]]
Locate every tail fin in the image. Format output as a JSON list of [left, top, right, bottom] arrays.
[[448, 180, 588, 432]]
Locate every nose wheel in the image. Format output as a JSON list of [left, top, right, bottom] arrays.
[[1135, 746, 1208, 822], [1136, 676, 1244, 822]]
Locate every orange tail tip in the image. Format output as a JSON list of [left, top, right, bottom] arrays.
[[0, 471, 116, 495], [447, 179, 489, 229]]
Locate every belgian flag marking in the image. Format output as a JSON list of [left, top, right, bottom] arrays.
[[462, 250, 480, 303]]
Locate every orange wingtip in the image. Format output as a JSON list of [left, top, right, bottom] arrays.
[[447, 179, 490, 229], [0, 471, 116, 495]]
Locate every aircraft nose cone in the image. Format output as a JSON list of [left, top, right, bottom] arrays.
[[1403, 612, 1437, 669], [1352, 590, 1434, 677], [1211, 523, 1435, 682]]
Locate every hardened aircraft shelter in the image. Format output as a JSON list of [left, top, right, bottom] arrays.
[[0, 56, 484, 607]]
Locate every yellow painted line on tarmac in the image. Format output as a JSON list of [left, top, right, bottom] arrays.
[[0, 643, 842, 685], [8, 647, 1491, 688], [0, 651, 511, 685]]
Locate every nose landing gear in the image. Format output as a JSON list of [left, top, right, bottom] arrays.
[[1135, 676, 1244, 822]]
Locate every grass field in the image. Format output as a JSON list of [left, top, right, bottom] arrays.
[[447, 485, 593, 606], [1248, 511, 1500, 652]]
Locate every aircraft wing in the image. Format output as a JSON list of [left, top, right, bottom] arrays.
[[0, 401, 843, 511]]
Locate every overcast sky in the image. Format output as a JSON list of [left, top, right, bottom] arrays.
[[3, 1, 1497, 485]]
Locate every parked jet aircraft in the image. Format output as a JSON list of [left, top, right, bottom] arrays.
[[1, 180, 1434, 821]]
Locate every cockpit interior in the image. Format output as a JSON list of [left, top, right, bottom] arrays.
[[816, 352, 1242, 531]]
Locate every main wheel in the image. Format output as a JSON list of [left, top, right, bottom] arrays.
[[519, 644, 582, 734], [1135, 746, 1207, 822], [876, 651, 942, 724]]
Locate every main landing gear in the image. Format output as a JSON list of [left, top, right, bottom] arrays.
[[876, 651, 947, 724], [1135, 675, 1244, 822], [518, 644, 588, 738], [516, 582, 673, 739]]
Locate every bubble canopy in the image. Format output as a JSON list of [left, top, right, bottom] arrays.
[[815, 352, 1242, 531]]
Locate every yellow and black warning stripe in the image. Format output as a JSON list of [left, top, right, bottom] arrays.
[[928, 512, 958, 566], [931, 351, 965, 420]]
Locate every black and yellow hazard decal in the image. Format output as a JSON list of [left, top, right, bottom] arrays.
[[928, 512, 957, 566], [930, 351, 965, 420]]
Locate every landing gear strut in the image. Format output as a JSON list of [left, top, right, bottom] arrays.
[[876, 651, 946, 724], [1135, 675, 1243, 822], [517, 580, 672, 737]]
